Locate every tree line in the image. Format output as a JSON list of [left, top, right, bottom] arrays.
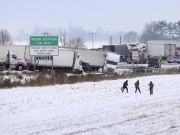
[[123, 20, 180, 43]]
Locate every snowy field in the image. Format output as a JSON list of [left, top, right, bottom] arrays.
[[0, 74, 180, 135]]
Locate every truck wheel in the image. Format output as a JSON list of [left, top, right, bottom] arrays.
[[18, 65, 23, 71]]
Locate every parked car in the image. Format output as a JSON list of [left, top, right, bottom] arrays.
[[167, 55, 180, 63]]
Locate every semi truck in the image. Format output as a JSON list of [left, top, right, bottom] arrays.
[[0, 45, 82, 73], [59, 47, 120, 72], [0, 51, 27, 71]]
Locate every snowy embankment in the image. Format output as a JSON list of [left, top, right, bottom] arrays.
[[0, 74, 180, 135]]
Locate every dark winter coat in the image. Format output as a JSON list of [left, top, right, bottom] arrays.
[[123, 81, 128, 88], [148, 82, 154, 90], [135, 80, 139, 87]]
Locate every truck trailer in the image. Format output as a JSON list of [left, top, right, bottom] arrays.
[[33, 49, 83, 73], [0, 45, 30, 61], [147, 41, 176, 59], [73, 49, 107, 71]]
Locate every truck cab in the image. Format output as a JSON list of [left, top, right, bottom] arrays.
[[73, 52, 83, 73], [103, 52, 120, 73], [5, 53, 27, 71]]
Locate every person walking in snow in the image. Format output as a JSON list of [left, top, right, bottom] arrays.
[[135, 80, 141, 93], [122, 80, 128, 93], [148, 81, 154, 95]]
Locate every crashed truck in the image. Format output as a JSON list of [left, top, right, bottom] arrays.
[[59, 47, 120, 73]]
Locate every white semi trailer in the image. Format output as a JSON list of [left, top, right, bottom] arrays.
[[73, 49, 106, 71], [147, 41, 176, 58], [33, 49, 83, 73], [0, 45, 30, 60]]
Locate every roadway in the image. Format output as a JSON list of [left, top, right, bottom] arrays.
[[118, 62, 180, 69]]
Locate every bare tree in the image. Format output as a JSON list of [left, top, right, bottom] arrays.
[[18, 29, 27, 41], [58, 30, 67, 46], [71, 37, 85, 48], [0, 29, 13, 45], [123, 31, 139, 43]]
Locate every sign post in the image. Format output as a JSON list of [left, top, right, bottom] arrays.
[[29, 36, 58, 76]]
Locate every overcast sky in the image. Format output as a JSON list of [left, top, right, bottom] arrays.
[[1, 0, 180, 35]]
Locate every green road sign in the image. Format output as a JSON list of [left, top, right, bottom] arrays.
[[30, 36, 58, 46], [30, 36, 59, 56]]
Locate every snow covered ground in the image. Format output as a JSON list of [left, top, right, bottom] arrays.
[[0, 74, 180, 135]]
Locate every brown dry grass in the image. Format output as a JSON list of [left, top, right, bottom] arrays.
[[0, 68, 180, 89]]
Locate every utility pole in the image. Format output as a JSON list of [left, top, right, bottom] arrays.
[[70, 20, 71, 45], [89, 32, 96, 48], [42, 32, 48, 36]]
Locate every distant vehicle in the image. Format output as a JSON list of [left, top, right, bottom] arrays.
[[167, 55, 180, 63], [103, 44, 146, 64], [147, 56, 161, 68]]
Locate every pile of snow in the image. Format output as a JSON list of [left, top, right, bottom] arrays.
[[0, 74, 180, 135]]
